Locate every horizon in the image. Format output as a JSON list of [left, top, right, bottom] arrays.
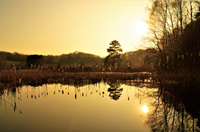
[[0, 48, 145, 58], [1, 0, 150, 57]]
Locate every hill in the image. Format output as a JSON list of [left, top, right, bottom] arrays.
[[0, 51, 104, 67], [0, 49, 156, 67], [121, 49, 157, 65]]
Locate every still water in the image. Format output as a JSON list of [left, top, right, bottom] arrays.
[[0, 82, 151, 132], [1, 81, 200, 132]]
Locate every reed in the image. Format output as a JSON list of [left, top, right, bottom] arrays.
[[0, 69, 151, 89], [156, 69, 200, 85]]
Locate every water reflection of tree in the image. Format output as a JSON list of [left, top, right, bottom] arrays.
[[107, 81, 123, 100], [137, 84, 200, 132]]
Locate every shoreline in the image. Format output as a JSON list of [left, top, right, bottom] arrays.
[[0, 69, 152, 89]]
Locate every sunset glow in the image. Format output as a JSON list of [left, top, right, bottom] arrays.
[[136, 20, 148, 35], [1, 0, 150, 56]]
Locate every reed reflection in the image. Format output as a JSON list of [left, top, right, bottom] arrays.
[[137, 83, 200, 132], [0, 88, 22, 114]]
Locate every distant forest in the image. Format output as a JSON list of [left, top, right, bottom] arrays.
[[0, 50, 155, 67]]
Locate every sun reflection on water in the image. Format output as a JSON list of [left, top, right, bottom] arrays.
[[142, 105, 149, 113]]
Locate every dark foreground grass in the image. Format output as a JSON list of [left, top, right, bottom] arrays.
[[0, 69, 152, 89]]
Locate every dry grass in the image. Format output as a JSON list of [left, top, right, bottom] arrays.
[[0, 69, 151, 89]]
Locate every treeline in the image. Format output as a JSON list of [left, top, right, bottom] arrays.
[[0, 50, 155, 68], [49, 52, 103, 65], [121, 49, 156, 66], [0, 51, 104, 68], [0, 52, 27, 62]]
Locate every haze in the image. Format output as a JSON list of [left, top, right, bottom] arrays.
[[0, 0, 149, 57]]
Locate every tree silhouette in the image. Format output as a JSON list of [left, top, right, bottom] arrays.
[[104, 40, 123, 66], [26, 55, 43, 68]]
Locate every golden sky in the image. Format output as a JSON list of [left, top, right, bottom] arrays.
[[0, 0, 149, 57]]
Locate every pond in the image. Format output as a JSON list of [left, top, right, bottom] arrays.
[[0, 81, 200, 132]]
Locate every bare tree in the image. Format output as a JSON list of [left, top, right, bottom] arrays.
[[143, 0, 200, 70]]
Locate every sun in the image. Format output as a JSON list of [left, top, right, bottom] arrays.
[[136, 20, 148, 35], [142, 105, 149, 113]]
